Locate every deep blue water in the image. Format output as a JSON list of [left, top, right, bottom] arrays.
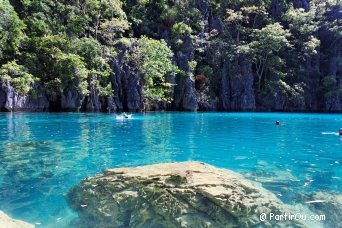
[[0, 112, 341, 227]]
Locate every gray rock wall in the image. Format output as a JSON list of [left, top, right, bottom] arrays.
[[110, 42, 144, 112], [219, 56, 256, 111], [0, 82, 48, 112]]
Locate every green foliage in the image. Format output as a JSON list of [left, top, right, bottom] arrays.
[[284, 6, 320, 59], [44, 78, 62, 97], [188, 60, 197, 81], [21, 0, 129, 39], [241, 23, 292, 91], [172, 22, 192, 37], [0, 61, 35, 94], [125, 0, 201, 38], [197, 65, 214, 80], [99, 18, 130, 44], [0, 0, 25, 60], [322, 76, 342, 101], [0, 0, 340, 111], [225, 6, 268, 41], [128, 36, 177, 104], [119, 37, 132, 47], [4, 0, 124, 99], [55, 53, 89, 96]]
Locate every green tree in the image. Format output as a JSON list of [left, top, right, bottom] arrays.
[[240, 23, 292, 91], [0, 0, 25, 61], [128, 36, 177, 104], [0, 61, 35, 94]]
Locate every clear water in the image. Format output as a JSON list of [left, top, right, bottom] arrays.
[[0, 112, 341, 227]]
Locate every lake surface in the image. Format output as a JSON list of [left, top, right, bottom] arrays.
[[0, 112, 341, 227]]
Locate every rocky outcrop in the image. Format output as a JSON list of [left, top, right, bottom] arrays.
[[271, 0, 284, 18], [290, 0, 311, 11], [110, 42, 144, 112], [219, 56, 256, 111], [172, 38, 198, 111], [0, 82, 49, 112], [324, 50, 342, 112], [61, 71, 85, 112], [83, 81, 116, 112], [67, 162, 307, 228], [0, 211, 34, 228]]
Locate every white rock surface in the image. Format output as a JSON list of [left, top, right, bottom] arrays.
[[0, 211, 34, 228]]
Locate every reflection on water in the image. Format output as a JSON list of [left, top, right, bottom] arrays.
[[0, 112, 341, 227]]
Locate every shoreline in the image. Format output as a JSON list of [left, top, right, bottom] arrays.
[[0, 110, 341, 114]]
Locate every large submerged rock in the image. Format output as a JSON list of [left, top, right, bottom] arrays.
[[67, 162, 306, 227], [294, 191, 342, 228], [0, 211, 34, 228]]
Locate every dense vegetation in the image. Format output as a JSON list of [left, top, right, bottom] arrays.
[[0, 0, 341, 112]]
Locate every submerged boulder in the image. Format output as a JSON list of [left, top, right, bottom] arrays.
[[0, 211, 34, 228], [67, 162, 307, 227], [294, 191, 342, 228]]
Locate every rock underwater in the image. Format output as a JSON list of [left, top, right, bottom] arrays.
[[0, 211, 34, 228], [67, 162, 312, 228]]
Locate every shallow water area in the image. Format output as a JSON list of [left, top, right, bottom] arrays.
[[0, 112, 341, 227]]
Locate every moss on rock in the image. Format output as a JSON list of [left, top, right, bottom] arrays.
[[66, 162, 308, 228]]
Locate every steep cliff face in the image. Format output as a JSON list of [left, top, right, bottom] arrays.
[[1, 0, 341, 113], [61, 86, 84, 112], [83, 83, 103, 112], [172, 38, 198, 111], [0, 82, 48, 112], [110, 42, 144, 112], [290, 0, 311, 11], [324, 50, 342, 112], [219, 56, 256, 111]]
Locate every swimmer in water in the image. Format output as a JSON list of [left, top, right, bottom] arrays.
[[339, 128, 342, 136], [276, 121, 280, 126]]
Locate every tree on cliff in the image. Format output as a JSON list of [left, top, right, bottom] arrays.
[[0, 0, 25, 61], [128, 36, 178, 106], [0, 0, 341, 112], [240, 23, 292, 92]]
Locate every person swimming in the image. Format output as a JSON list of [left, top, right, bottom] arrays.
[[276, 121, 280, 126], [339, 128, 342, 136]]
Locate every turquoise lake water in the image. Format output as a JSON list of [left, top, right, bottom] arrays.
[[0, 112, 341, 227]]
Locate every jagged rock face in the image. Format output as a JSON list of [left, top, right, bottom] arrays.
[[271, 0, 283, 18], [324, 50, 342, 112], [61, 88, 84, 112], [290, 0, 311, 11], [0, 211, 34, 228], [111, 43, 143, 112], [219, 56, 256, 111], [84, 82, 115, 112], [172, 38, 198, 111], [0, 82, 48, 112], [67, 162, 306, 228], [61, 71, 85, 112], [303, 56, 320, 111], [173, 74, 198, 111], [83, 80, 102, 112]]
